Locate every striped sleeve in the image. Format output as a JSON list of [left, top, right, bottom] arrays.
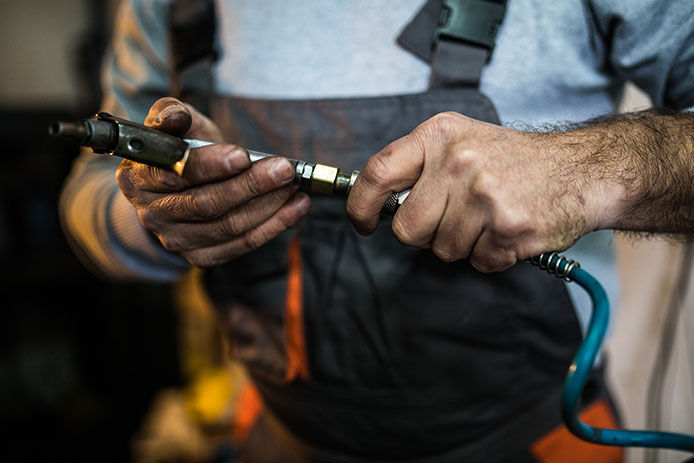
[[59, 0, 190, 281]]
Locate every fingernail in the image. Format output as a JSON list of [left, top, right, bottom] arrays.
[[158, 104, 187, 122], [270, 159, 295, 183], [226, 149, 249, 171]]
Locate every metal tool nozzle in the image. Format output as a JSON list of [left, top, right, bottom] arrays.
[[49, 121, 90, 144]]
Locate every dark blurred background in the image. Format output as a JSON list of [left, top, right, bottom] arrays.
[[0, 2, 183, 461]]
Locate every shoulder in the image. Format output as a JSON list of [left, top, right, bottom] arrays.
[[586, 0, 694, 37], [116, 0, 170, 42]]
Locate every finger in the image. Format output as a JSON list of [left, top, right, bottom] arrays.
[[144, 97, 191, 135], [390, 168, 449, 248], [430, 201, 485, 263], [117, 159, 186, 196], [180, 144, 251, 186], [468, 230, 518, 273], [117, 143, 251, 193], [145, 97, 224, 142], [347, 134, 425, 235], [158, 185, 300, 250], [181, 193, 312, 267], [148, 156, 296, 220]]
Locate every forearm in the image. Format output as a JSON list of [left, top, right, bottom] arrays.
[[56, 0, 197, 280], [59, 151, 190, 281], [556, 109, 694, 234]]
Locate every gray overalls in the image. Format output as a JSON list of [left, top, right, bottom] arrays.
[[170, 1, 615, 461]]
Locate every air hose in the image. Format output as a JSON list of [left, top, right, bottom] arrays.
[[529, 252, 694, 453]]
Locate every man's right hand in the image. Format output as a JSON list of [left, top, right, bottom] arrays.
[[116, 97, 311, 267]]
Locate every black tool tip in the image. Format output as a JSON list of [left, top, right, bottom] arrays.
[[49, 121, 89, 144], [48, 122, 62, 137]]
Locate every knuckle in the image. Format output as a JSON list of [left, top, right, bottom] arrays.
[[244, 170, 267, 198], [272, 202, 305, 235], [363, 154, 393, 188], [153, 194, 187, 220], [391, 216, 416, 246], [242, 229, 266, 253], [432, 244, 458, 263], [150, 166, 181, 191], [188, 191, 223, 219], [470, 259, 493, 273], [277, 206, 301, 230], [435, 111, 464, 124], [493, 209, 531, 240], [423, 111, 463, 137], [346, 202, 370, 226], [470, 254, 496, 273], [471, 249, 517, 273], [443, 146, 479, 176], [219, 214, 245, 237], [470, 172, 498, 200], [499, 254, 518, 271]]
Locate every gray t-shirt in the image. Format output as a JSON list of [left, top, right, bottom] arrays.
[[59, 0, 694, 329]]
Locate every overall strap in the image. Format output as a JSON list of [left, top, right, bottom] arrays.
[[398, 0, 507, 88], [168, 0, 218, 113]]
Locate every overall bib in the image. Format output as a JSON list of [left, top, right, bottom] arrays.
[[169, 1, 619, 461]]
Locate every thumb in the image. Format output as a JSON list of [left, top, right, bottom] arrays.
[[347, 134, 424, 235], [145, 97, 224, 142]]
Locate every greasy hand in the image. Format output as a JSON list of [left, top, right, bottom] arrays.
[[347, 112, 605, 272], [116, 97, 310, 267]]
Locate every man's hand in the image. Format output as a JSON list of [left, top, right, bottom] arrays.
[[116, 97, 311, 267], [347, 112, 617, 272]]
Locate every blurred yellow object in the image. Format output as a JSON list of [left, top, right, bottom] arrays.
[[173, 268, 248, 426], [184, 367, 237, 424], [131, 389, 210, 463], [175, 268, 228, 380], [132, 269, 254, 462]]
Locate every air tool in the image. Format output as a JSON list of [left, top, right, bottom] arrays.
[[49, 112, 409, 215]]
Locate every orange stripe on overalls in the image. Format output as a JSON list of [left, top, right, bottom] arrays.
[[231, 381, 264, 443], [284, 235, 310, 381]]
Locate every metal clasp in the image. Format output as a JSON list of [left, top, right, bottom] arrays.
[[434, 0, 506, 51]]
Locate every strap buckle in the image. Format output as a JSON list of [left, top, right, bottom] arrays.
[[434, 0, 506, 51]]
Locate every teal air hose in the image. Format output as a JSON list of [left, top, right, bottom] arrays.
[[530, 253, 694, 452]]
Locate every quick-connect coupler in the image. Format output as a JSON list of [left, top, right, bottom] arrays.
[[185, 137, 360, 199]]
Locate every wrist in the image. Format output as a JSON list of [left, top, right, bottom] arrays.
[[535, 128, 629, 233]]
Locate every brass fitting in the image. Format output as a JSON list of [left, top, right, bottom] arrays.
[[310, 164, 339, 195]]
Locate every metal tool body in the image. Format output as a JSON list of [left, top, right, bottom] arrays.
[[50, 112, 191, 174], [185, 138, 358, 198], [50, 112, 407, 213]]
